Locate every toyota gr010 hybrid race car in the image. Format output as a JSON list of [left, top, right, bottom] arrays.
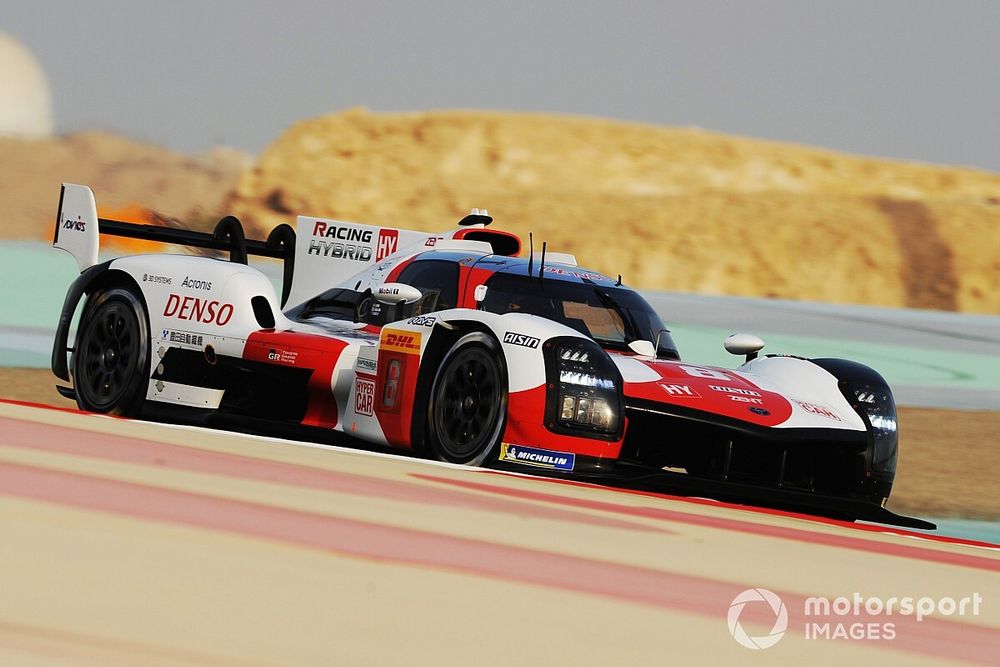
[[49, 183, 929, 527]]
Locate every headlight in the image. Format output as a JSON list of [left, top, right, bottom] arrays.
[[545, 338, 623, 438], [848, 382, 898, 477]]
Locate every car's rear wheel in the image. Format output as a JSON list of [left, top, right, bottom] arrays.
[[427, 332, 507, 465], [72, 285, 150, 415]]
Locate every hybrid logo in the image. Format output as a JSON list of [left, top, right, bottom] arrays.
[[728, 588, 788, 650], [309, 239, 373, 262], [309, 221, 374, 262]]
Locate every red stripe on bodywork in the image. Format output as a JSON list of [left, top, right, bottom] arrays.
[[0, 461, 995, 665], [503, 384, 624, 459], [457, 265, 497, 309], [385, 256, 415, 283], [244, 330, 348, 428], [413, 473, 1000, 571], [617, 354, 794, 427], [373, 349, 420, 449]]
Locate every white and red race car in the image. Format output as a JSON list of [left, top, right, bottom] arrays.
[[50, 184, 926, 526]]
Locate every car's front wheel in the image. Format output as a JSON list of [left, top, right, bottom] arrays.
[[72, 285, 150, 415], [426, 332, 508, 465]]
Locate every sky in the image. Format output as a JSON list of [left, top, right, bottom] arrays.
[[4, 0, 999, 171]]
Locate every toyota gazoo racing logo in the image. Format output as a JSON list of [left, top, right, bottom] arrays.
[[728, 588, 788, 649]]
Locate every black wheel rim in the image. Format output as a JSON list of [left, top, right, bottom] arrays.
[[77, 300, 141, 410], [433, 346, 502, 460]]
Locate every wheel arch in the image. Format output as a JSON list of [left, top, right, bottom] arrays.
[[408, 319, 507, 454], [810, 356, 899, 503], [71, 279, 153, 416], [52, 262, 149, 381]]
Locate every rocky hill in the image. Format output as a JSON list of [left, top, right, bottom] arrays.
[[229, 108, 1000, 313], [3, 111, 997, 313], [0, 131, 248, 240]]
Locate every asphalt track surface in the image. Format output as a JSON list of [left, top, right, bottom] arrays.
[[1, 400, 997, 666]]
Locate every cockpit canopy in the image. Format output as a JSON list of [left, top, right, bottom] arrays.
[[479, 273, 679, 359], [289, 255, 679, 360]]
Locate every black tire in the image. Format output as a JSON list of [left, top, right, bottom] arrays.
[[72, 285, 150, 415], [426, 332, 508, 465]]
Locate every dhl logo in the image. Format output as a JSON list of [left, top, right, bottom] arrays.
[[381, 329, 422, 355]]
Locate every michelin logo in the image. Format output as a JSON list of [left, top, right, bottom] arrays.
[[499, 443, 575, 471]]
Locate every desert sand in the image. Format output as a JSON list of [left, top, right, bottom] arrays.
[[3, 110, 998, 312], [229, 109, 1000, 313]]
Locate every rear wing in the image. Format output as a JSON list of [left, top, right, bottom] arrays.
[[53, 184, 523, 309], [54, 183, 296, 303], [286, 215, 433, 308], [283, 210, 524, 308]]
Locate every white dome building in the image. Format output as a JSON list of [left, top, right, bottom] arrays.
[[0, 32, 54, 137]]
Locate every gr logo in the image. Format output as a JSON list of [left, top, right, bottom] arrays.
[[727, 588, 788, 649]]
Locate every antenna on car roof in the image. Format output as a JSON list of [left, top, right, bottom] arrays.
[[538, 241, 547, 284], [615, 274, 622, 286], [527, 232, 534, 277]]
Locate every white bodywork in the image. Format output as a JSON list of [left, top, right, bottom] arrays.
[[55, 182, 868, 448]]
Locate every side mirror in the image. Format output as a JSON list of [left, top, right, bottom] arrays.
[[724, 333, 765, 363], [374, 283, 422, 305], [628, 340, 656, 358]]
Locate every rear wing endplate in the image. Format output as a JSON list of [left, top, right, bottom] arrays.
[[53, 183, 297, 306]]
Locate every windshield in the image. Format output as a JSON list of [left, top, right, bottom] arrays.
[[481, 273, 679, 359]]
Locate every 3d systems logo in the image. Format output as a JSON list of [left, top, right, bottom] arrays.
[[728, 588, 788, 649]]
